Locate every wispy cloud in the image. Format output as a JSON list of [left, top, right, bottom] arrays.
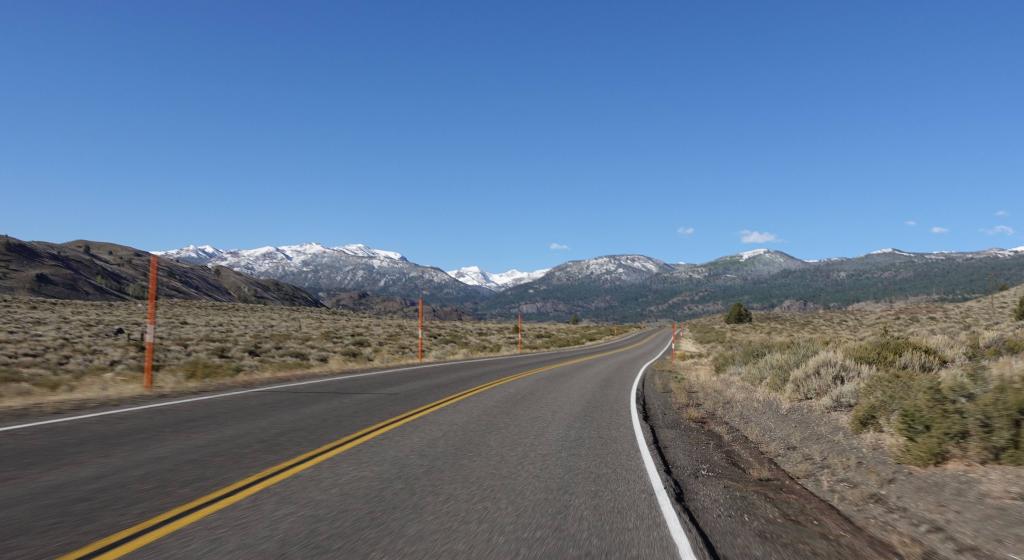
[[548, 242, 569, 251], [676, 226, 695, 236], [930, 226, 949, 234], [995, 210, 1009, 217], [982, 225, 1015, 236], [740, 230, 778, 244], [904, 220, 917, 226]]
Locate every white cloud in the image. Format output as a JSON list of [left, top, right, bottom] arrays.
[[549, 242, 569, 251], [982, 225, 1015, 236], [740, 230, 778, 244], [930, 226, 949, 234], [995, 210, 1009, 217], [904, 220, 917, 226], [676, 226, 695, 236]]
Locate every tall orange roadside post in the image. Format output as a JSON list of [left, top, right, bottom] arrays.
[[418, 297, 424, 362], [517, 313, 523, 353], [143, 255, 158, 389]]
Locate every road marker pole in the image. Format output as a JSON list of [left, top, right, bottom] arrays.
[[418, 297, 424, 362], [143, 255, 158, 389], [518, 313, 523, 353]]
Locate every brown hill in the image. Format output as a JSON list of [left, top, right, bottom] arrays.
[[0, 236, 321, 307]]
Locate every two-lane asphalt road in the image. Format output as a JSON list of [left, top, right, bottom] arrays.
[[0, 330, 695, 559]]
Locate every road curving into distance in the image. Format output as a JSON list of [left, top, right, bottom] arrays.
[[0, 329, 698, 559]]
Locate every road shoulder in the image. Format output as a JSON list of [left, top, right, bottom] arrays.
[[641, 362, 899, 560]]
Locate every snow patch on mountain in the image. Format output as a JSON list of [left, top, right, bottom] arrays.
[[447, 266, 549, 291], [738, 248, 771, 261], [869, 248, 915, 257]]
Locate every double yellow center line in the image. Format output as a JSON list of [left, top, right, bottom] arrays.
[[61, 335, 654, 559]]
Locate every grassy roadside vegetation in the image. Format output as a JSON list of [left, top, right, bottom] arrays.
[[0, 296, 638, 406], [684, 287, 1024, 467]]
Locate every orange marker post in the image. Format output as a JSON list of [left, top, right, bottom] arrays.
[[143, 255, 159, 389], [418, 297, 424, 362], [517, 313, 523, 353]]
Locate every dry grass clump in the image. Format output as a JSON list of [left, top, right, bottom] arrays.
[[785, 350, 874, 408], [0, 296, 636, 406], [685, 286, 1024, 466]]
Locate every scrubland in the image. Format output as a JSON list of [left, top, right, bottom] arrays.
[[0, 296, 634, 407], [664, 287, 1024, 559], [686, 288, 1024, 466]]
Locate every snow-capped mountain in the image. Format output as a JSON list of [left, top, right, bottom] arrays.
[[529, 255, 674, 286], [156, 242, 486, 304], [155, 244, 228, 264], [446, 266, 549, 291], [156, 242, 405, 268]]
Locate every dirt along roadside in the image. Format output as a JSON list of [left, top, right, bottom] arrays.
[[643, 354, 898, 559], [651, 336, 1024, 560]]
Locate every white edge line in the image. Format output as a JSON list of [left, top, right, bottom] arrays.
[[630, 334, 698, 560], [0, 330, 648, 433]]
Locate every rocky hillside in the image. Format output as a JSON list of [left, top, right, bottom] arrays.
[[0, 236, 321, 307]]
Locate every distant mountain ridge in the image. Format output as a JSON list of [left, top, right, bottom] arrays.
[[478, 247, 1024, 321], [0, 236, 321, 307], [156, 242, 488, 305], [86, 239, 1024, 321]]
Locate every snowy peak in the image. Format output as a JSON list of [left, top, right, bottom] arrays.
[[546, 255, 672, 285], [154, 244, 227, 264], [490, 268, 550, 287], [868, 248, 915, 257], [704, 249, 807, 278], [158, 242, 405, 267], [337, 244, 405, 261], [738, 248, 771, 261], [715, 248, 802, 263], [447, 266, 549, 291]]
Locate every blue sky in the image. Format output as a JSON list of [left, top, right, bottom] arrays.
[[2, 1, 1022, 272]]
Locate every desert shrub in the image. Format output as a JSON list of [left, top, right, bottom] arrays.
[[712, 340, 776, 374], [1015, 295, 1024, 321], [349, 337, 371, 348], [724, 303, 752, 324], [966, 380, 1024, 465], [852, 366, 1023, 466], [741, 341, 822, 390], [977, 332, 1024, 359], [785, 350, 873, 405], [281, 349, 309, 361], [178, 359, 243, 380], [126, 283, 148, 299], [845, 333, 946, 373], [338, 348, 362, 359]]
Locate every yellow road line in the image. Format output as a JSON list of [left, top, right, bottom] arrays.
[[59, 334, 655, 560]]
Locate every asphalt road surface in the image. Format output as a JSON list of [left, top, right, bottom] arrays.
[[0, 330, 694, 559]]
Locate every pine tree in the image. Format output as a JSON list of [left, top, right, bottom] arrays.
[[725, 302, 753, 324], [569, 313, 581, 325], [1015, 295, 1024, 322]]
